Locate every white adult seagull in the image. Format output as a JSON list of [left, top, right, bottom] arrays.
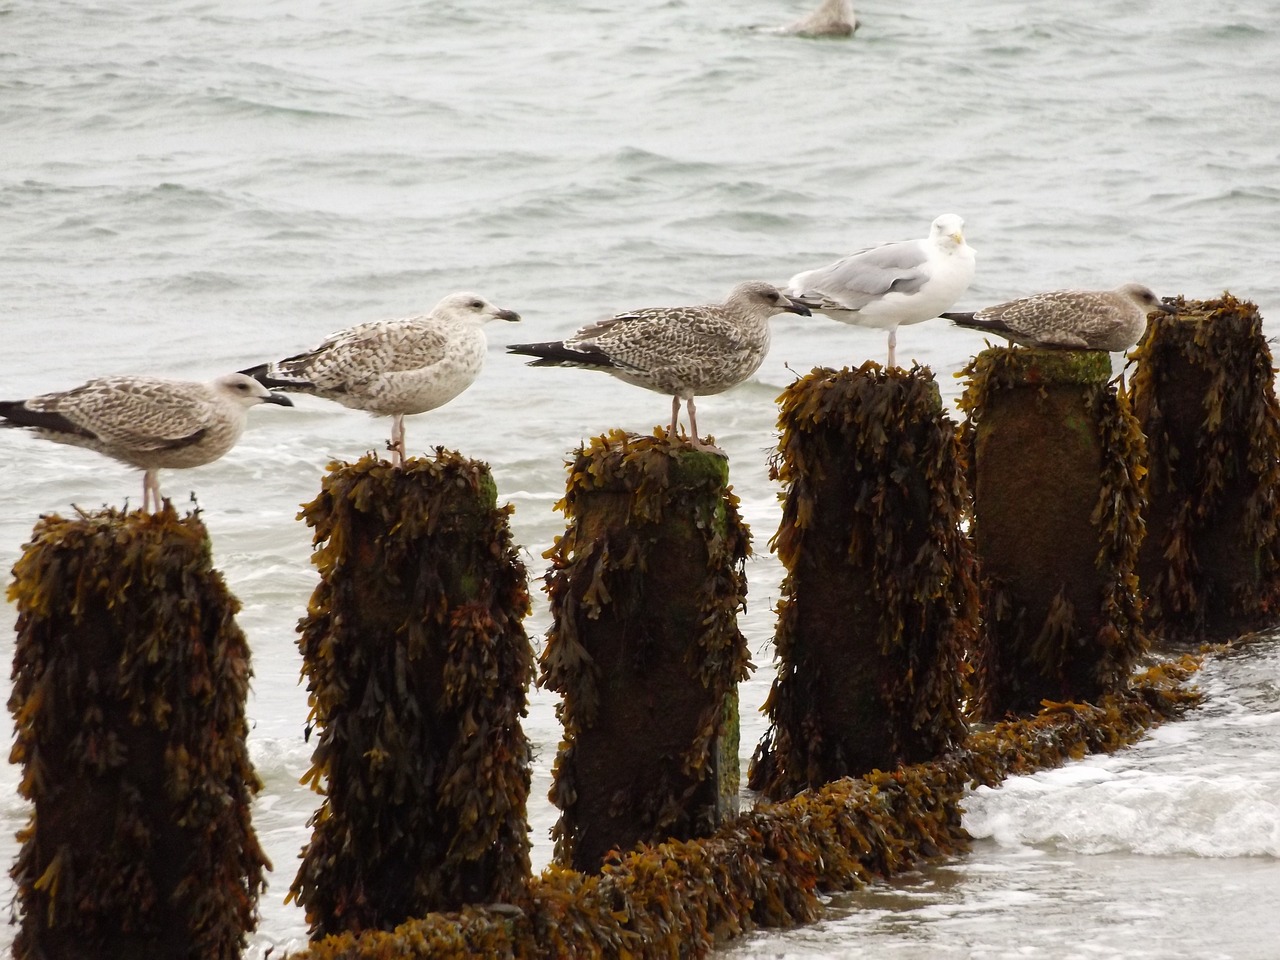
[[786, 214, 976, 367]]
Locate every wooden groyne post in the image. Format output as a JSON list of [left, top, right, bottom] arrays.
[[7, 506, 268, 960], [960, 349, 1147, 717], [749, 364, 977, 800], [539, 430, 751, 874], [1129, 293, 1280, 641], [291, 452, 534, 938]]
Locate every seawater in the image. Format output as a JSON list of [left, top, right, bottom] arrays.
[[3, 1, 1279, 957]]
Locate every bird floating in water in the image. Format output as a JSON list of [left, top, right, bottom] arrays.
[[0, 373, 292, 512], [779, 0, 859, 38], [242, 292, 520, 467], [943, 284, 1176, 352], [507, 281, 811, 451], [786, 214, 976, 368]]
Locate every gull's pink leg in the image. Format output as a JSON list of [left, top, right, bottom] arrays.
[[669, 395, 681, 438], [887, 327, 897, 368]]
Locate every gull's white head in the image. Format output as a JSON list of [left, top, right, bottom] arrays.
[[929, 214, 967, 249], [432, 292, 522, 325], [212, 373, 293, 409]]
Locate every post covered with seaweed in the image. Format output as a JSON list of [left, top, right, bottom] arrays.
[[959, 348, 1147, 717], [1129, 293, 1280, 641], [291, 451, 534, 938], [539, 430, 752, 874], [7, 506, 268, 960], [749, 364, 977, 801]]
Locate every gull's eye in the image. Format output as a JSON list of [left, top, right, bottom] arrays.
[[470, 299, 485, 310]]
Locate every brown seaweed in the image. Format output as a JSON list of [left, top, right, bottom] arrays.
[[291, 451, 535, 938], [750, 363, 979, 798], [8, 505, 268, 960]]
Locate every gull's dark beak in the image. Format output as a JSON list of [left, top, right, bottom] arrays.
[[784, 296, 813, 317], [264, 393, 294, 407], [1156, 299, 1179, 315], [496, 308, 521, 322]]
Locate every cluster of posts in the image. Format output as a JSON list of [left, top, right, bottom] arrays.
[[7, 295, 1280, 957]]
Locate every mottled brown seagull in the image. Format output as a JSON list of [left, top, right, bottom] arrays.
[[242, 292, 520, 466], [0, 373, 292, 511], [507, 280, 811, 450], [943, 283, 1176, 351]]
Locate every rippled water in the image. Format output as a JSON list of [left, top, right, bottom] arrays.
[[3, 1, 1280, 956]]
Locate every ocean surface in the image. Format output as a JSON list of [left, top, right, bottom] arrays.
[[4, 1, 1280, 956]]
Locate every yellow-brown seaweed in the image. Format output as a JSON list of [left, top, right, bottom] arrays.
[[291, 451, 535, 938]]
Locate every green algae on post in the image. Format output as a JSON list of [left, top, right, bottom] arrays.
[[7, 505, 268, 960], [958, 347, 1148, 717], [539, 429, 752, 873], [1129, 293, 1280, 641], [291, 451, 535, 939], [750, 363, 978, 800]]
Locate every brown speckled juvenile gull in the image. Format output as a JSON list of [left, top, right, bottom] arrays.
[[506, 281, 811, 449], [786, 214, 975, 368], [242, 292, 520, 466], [943, 283, 1176, 352], [780, 0, 859, 37], [0, 373, 293, 512]]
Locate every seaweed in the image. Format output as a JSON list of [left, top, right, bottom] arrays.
[[7, 505, 268, 960], [958, 348, 1148, 716], [538, 428, 752, 872], [750, 364, 979, 798], [1128, 293, 1280, 641], [286, 657, 1202, 960], [291, 451, 534, 938]]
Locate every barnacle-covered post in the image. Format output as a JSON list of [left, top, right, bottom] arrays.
[[959, 348, 1147, 717], [747, 364, 977, 800], [7, 506, 268, 960], [291, 451, 534, 938], [540, 430, 752, 874], [1129, 294, 1280, 641]]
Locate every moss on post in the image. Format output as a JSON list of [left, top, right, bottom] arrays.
[[539, 430, 752, 874], [1129, 293, 1280, 641], [749, 364, 978, 800], [7, 506, 268, 960], [291, 451, 534, 938], [959, 348, 1147, 717]]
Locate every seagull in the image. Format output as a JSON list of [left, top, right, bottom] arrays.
[[779, 0, 859, 37], [0, 373, 293, 512], [506, 281, 811, 450], [241, 292, 520, 466], [786, 213, 976, 367], [943, 284, 1176, 352]]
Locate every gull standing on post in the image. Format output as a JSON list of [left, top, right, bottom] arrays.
[[241, 292, 521, 466], [506, 281, 811, 450], [0, 373, 293, 512], [786, 214, 976, 367], [943, 284, 1177, 352]]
